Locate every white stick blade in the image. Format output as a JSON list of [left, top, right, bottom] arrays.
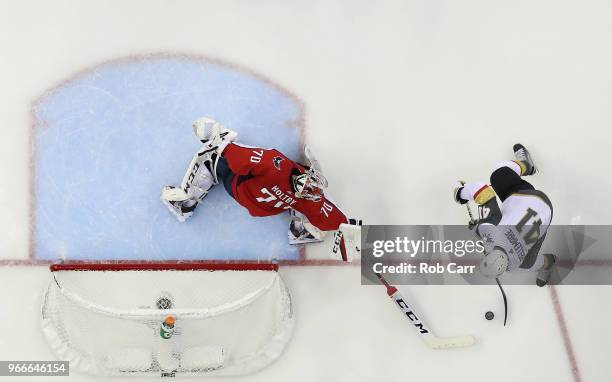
[[428, 335, 476, 350]]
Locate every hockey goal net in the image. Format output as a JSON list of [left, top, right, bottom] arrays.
[[41, 262, 294, 377]]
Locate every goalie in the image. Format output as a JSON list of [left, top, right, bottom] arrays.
[[453, 144, 555, 286], [161, 117, 359, 259]]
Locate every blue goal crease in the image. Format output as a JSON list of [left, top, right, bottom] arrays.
[[33, 57, 302, 262]]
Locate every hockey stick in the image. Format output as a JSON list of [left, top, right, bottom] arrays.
[[465, 202, 478, 230], [496, 277, 508, 326], [375, 272, 475, 349], [464, 202, 509, 326]]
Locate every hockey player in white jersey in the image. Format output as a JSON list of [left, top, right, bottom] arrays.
[[453, 144, 555, 286]]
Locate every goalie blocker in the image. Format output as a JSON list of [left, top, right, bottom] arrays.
[[336, 221, 362, 262]]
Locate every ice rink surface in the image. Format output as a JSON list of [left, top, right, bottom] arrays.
[[1, 0, 612, 381]]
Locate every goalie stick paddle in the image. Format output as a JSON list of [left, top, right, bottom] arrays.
[[375, 273, 475, 350]]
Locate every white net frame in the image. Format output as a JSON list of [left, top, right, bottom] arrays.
[[41, 261, 294, 377]]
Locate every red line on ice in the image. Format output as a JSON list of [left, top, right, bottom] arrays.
[[549, 285, 582, 382]]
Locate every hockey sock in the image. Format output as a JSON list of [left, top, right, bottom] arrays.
[[492, 160, 523, 176], [461, 183, 496, 205]]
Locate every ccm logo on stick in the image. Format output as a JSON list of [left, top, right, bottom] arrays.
[[394, 298, 429, 334]]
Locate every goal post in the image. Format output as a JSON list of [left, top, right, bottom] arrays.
[[41, 261, 294, 377]]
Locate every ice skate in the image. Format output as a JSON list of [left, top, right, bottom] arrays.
[[536, 253, 556, 287], [513, 143, 537, 175]]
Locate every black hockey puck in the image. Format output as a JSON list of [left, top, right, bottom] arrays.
[[485, 311, 494, 320]]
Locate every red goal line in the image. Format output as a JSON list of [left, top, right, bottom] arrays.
[[49, 260, 279, 272]]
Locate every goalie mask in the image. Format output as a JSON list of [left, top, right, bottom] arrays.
[[292, 168, 328, 202]]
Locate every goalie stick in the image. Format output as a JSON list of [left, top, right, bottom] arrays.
[[464, 202, 508, 326], [375, 272, 475, 349]]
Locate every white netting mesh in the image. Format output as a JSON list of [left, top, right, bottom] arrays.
[[41, 265, 294, 377]]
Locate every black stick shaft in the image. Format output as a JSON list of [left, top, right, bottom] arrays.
[[464, 201, 508, 327], [496, 278, 508, 326], [375, 272, 391, 288]]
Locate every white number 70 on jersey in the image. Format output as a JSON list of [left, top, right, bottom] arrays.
[[320, 202, 333, 217], [256, 188, 291, 209]]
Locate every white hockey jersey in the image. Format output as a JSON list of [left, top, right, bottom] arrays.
[[477, 190, 553, 270]]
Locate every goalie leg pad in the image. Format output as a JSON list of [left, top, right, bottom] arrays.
[[160, 187, 189, 202], [160, 187, 197, 222], [160, 152, 215, 222], [179, 152, 217, 201], [160, 127, 228, 222]]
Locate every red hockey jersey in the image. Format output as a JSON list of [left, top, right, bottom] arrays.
[[222, 143, 348, 231]]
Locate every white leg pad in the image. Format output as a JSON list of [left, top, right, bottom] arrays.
[[180, 153, 216, 201], [161, 187, 189, 202]]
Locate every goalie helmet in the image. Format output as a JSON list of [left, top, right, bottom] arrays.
[[291, 146, 328, 202], [479, 248, 509, 279], [292, 168, 327, 202]]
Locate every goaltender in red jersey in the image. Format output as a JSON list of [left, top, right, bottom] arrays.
[[161, 117, 360, 260]]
